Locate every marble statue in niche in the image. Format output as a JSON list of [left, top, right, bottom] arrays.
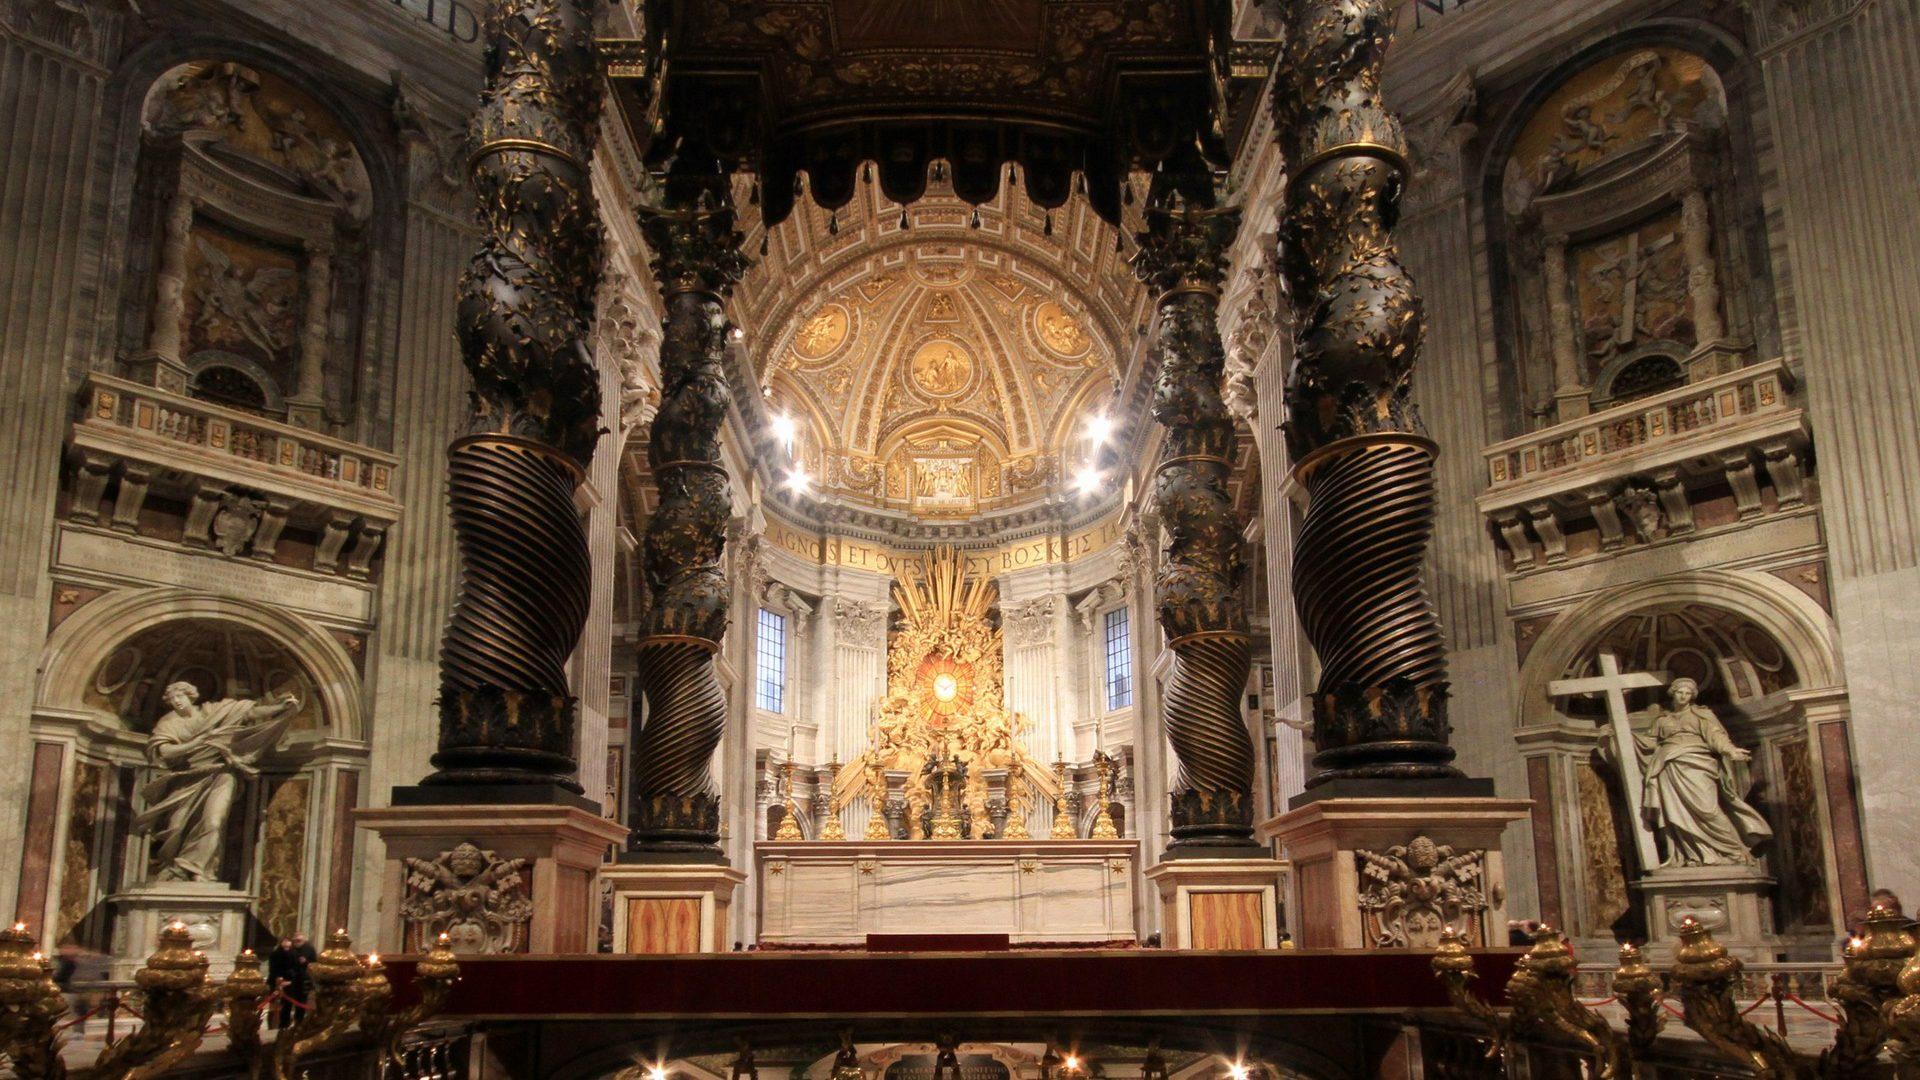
[[401, 842, 533, 953], [1623, 678, 1774, 867], [134, 681, 300, 883]]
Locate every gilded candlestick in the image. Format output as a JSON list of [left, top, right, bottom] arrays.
[[1050, 758, 1077, 839], [1090, 752, 1119, 840], [774, 758, 805, 841]]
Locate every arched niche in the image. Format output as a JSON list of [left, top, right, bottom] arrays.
[[29, 589, 367, 951], [38, 587, 365, 740], [1481, 36, 1783, 432], [117, 57, 378, 431], [1516, 570, 1848, 950]]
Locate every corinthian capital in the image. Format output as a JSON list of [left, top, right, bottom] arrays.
[[640, 205, 750, 298], [1130, 204, 1241, 297]]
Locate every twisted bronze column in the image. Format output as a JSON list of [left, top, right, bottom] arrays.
[[415, 0, 603, 800], [1277, 0, 1461, 787], [625, 200, 747, 859], [1133, 203, 1262, 856]]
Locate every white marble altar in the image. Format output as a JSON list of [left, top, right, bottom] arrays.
[[756, 839, 1137, 946]]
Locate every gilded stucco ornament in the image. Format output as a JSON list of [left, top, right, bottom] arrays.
[[1131, 201, 1259, 855]]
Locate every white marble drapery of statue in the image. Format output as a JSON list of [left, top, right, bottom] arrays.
[[1632, 678, 1773, 867], [134, 681, 300, 883]]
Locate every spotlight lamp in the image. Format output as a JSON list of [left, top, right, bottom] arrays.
[[770, 411, 798, 454]]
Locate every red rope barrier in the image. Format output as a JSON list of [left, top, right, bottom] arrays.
[[260, 989, 312, 1012], [55, 999, 116, 1031], [1740, 993, 1773, 1017], [1661, 1000, 1690, 1020], [1786, 993, 1842, 1025], [1579, 995, 1619, 1008]]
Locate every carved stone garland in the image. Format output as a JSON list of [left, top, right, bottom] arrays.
[[625, 199, 749, 859], [421, 0, 603, 797], [1131, 204, 1261, 855], [1276, 0, 1461, 787]]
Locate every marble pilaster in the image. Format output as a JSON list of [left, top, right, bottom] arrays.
[[351, 142, 479, 941], [0, 6, 126, 924], [1744, 0, 1920, 899], [1396, 88, 1537, 921]]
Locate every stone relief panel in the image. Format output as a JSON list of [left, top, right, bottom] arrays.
[[1493, 46, 1752, 427], [131, 60, 374, 430], [1356, 835, 1490, 948], [1503, 49, 1723, 214], [401, 842, 533, 953], [146, 62, 370, 214], [183, 226, 301, 402], [1571, 207, 1693, 378]]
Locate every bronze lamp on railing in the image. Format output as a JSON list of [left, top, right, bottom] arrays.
[[1, 922, 458, 1080], [264, 928, 461, 1080], [1610, 941, 1665, 1057], [0, 922, 70, 1079], [1439, 911, 1920, 1078], [1431, 925, 1629, 1079]]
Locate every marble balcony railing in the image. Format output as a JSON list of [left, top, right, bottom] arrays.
[[65, 373, 401, 578], [1476, 358, 1811, 571]]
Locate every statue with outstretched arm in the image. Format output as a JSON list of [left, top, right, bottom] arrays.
[[135, 681, 300, 882]]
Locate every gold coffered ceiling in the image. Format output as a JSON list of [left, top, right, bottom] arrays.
[[734, 178, 1146, 522]]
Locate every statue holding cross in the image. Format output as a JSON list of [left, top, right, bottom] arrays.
[[1551, 652, 1772, 871]]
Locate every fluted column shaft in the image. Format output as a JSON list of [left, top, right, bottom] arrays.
[[419, 0, 604, 798], [626, 202, 747, 860], [1277, 0, 1461, 787], [1132, 206, 1261, 856]]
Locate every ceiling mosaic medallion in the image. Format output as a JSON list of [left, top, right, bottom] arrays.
[[1032, 300, 1092, 360], [791, 302, 852, 363], [909, 339, 975, 399]]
